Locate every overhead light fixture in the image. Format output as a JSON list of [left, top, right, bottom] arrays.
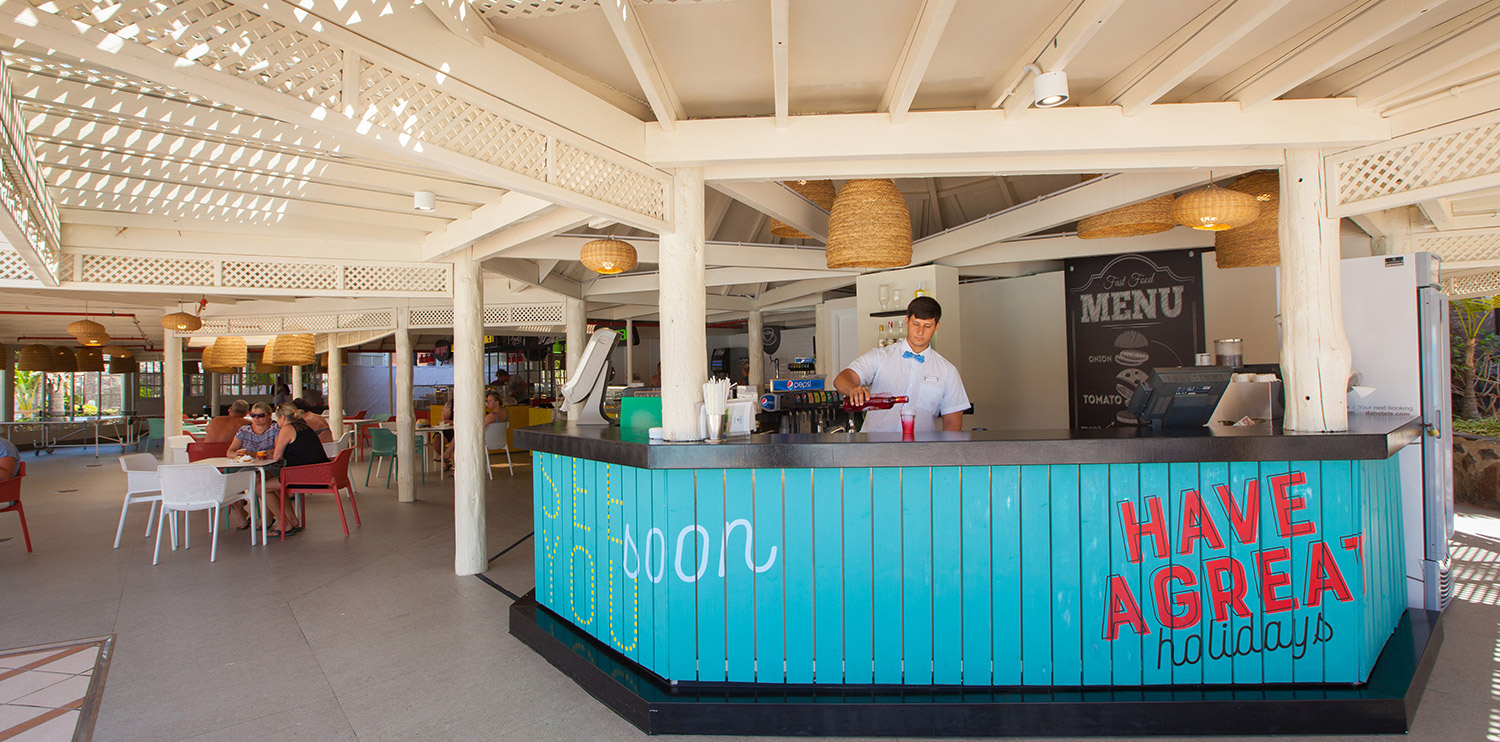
[[579, 238, 638, 274], [1172, 179, 1261, 231], [1033, 70, 1069, 108], [414, 191, 436, 211]]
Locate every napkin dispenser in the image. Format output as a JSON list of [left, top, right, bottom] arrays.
[[725, 399, 756, 435]]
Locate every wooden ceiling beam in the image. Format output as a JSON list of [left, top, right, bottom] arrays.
[[1344, 15, 1500, 109], [586, 267, 855, 296], [423, 192, 555, 262], [710, 181, 830, 242], [978, 0, 1126, 117], [771, 0, 790, 126], [878, 0, 959, 124], [421, 0, 495, 45], [471, 208, 594, 261], [600, 0, 685, 130]]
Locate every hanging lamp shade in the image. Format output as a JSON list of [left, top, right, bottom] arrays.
[[17, 344, 54, 372], [161, 311, 202, 332], [101, 344, 133, 358], [209, 336, 247, 368], [579, 239, 638, 274], [826, 179, 912, 269], [1078, 195, 1177, 239], [267, 334, 316, 366], [1213, 170, 1281, 269], [107, 355, 139, 374], [200, 345, 231, 373], [66, 318, 110, 346], [1172, 184, 1260, 231], [770, 180, 837, 239], [52, 347, 76, 373], [259, 336, 279, 368], [75, 347, 104, 372]]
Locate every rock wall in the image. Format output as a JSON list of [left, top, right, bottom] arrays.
[[1454, 433, 1500, 508]]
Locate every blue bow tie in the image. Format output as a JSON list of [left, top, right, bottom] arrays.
[[902, 350, 925, 364]]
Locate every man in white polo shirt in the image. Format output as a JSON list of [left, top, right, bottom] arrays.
[[833, 296, 970, 433]]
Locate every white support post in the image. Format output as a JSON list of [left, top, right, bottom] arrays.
[[625, 319, 635, 384], [453, 249, 488, 575], [565, 297, 587, 419], [209, 372, 219, 416], [396, 309, 416, 503], [660, 167, 707, 441], [1, 345, 12, 421], [164, 328, 183, 437], [1279, 148, 1352, 432], [328, 345, 344, 438], [747, 309, 764, 393], [290, 364, 303, 405]]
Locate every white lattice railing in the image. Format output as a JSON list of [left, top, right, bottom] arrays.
[[190, 301, 565, 339], [1443, 270, 1500, 298], [1415, 230, 1500, 264], [472, 0, 737, 20], [24, 0, 670, 229], [1327, 109, 1500, 217], [42, 249, 453, 297], [0, 56, 61, 285]]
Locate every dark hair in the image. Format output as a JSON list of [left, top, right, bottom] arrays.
[[907, 296, 942, 322], [292, 397, 309, 411]]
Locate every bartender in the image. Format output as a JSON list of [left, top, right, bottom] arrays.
[[833, 296, 970, 433]]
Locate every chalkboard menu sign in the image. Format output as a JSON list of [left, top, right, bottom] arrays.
[[1065, 250, 1206, 429]]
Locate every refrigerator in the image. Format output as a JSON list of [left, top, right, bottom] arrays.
[[1338, 252, 1453, 611]]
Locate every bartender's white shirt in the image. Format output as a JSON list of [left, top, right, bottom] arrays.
[[845, 339, 970, 433]]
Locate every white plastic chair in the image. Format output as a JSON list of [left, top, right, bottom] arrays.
[[153, 464, 258, 564], [164, 435, 195, 464], [484, 421, 514, 479], [115, 454, 163, 549], [323, 430, 354, 459]]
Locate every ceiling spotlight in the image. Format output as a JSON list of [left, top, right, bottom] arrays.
[[1033, 70, 1069, 108], [414, 191, 436, 211]]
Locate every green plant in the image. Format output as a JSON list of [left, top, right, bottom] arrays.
[[1452, 298, 1500, 420], [1454, 417, 1500, 437]]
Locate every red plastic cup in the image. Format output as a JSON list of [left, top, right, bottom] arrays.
[[901, 413, 916, 440]]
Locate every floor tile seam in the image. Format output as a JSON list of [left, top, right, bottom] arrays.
[[274, 549, 407, 605], [166, 695, 360, 742], [288, 611, 365, 742]]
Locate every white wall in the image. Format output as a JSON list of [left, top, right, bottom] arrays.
[[1202, 259, 1280, 365]]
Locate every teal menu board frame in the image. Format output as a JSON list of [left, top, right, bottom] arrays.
[[533, 453, 1405, 687]]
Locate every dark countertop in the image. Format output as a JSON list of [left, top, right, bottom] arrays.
[[514, 416, 1422, 469]]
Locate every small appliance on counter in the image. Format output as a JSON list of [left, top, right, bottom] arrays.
[[759, 389, 847, 433]]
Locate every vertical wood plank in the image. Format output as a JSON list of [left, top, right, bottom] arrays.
[[1318, 459, 1361, 682], [1197, 461, 1233, 686], [812, 468, 845, 684], [536, 453, 557, 612], [1107, 464, 1143, 687], [753, 468, 786, 682], [784, 468, 817, 684], [1226, 461, 1263, 685], [695, 469, 727, 682], [724, 469, 758, 682], [1020, 465, 1052, 686], [902, 466, 934, 685], [633, 466, 656, 675], [872, 467, 905, 684], [843, 467, 875, 684], [605, 462, 634, 660], [1138, 463, 1173, 685], [1289, 460, 1324, 682], [932, 466, 964, 685], [960, 465, 992, 685], [665, 468, 698, 680], [992, 465, 1023, 685], [1168, 462, 1201, 686], [1258, 461, 1295, 684], [652, 469, 670, 675], [1050, 465, 1082, 686], [1079, 463, 1111, 686]]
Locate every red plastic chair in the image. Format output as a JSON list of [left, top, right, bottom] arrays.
[[282, 449, 360, 539], [186, 441, 231, 462], [414, 409, 430, 423], [0, 462, 33, 552]]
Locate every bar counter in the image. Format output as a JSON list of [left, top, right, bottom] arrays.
[[516, 415, 1418, 696]]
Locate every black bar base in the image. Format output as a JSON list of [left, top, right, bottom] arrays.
[[509, 593, 1443, 737]]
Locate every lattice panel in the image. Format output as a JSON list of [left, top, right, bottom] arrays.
[[0, 248, 32, 281], [409, 308, 456, 328], [222, 260, 339, 291], [1, 50, 232, 110], [196, 319, 230, 334], [78, 253, 216, 286], [0, 55, 60, 278], [553, 142, 667, 220], [1333, 116, 1500, 207], [1415, 232, 1500, 263], [509, 303, 565, 324], [473, 0, 594, 19], [339, 310, 393, 329], [1444, 270, 1500, 297], [224, 317, 282, 334], [55, 253, 73, 281], [282, 314, 339, 332], [344, 264, 449, 293]]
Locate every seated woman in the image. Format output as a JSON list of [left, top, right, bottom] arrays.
[[225, 402, 279, 529], [262, 403, 330, 537], [292, 398, 333, 443]]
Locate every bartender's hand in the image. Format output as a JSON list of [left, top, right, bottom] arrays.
[[846, 385, 871, 406]]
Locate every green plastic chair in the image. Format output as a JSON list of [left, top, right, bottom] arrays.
[[364, 428, 425, 487], [144, 417, 166, 452]]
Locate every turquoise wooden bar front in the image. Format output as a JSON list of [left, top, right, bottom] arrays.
[[532, 450, 1406, 687]]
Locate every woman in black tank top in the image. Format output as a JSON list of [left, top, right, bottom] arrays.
[[266, 404, 331, 535]]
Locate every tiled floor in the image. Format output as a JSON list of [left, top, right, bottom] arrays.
[[2, 446, 1500, 741], [0, 637, 110, 742]]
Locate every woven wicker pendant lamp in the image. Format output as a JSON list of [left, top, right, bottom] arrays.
[[267, 334, 316, 366], [17, 344, 54, 372], [107, 355, 139, 374], [580, 239, 638, 274], [259, 336, 280, 368], [75, 347, 104, 372], [1172, 181, 1260, 231], [101, 344, 133, 358], [1078, 195, 1177, 239], [210, 336, 247, 369], [826, 179, 912, 269], [1213, 170, 1281, 268], [770, 180, 837, 239], [67, 318, 110, 347], [52, 347, 76, 373]]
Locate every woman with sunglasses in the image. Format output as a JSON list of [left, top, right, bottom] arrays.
[[225, 402, 279, 528], [260, 403, 330, 536]]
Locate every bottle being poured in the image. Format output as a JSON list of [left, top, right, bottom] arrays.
[[842, 394, 909, 413]]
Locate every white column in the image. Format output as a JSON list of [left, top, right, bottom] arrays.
[[164, 329, 183, 437], [328, 344, 344, 438], [1, 345, 13, 421], [564, 297, 587, 419], [660, 167, 708, 441], [625, 319, 635, 384], [395, 309, 416, 503], [747, 309, 764, 392], [290, 364, 303, 404], [1279, 148, 1352, 432], [453, 250, 488, 575], [209, 371, 219, 416]]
